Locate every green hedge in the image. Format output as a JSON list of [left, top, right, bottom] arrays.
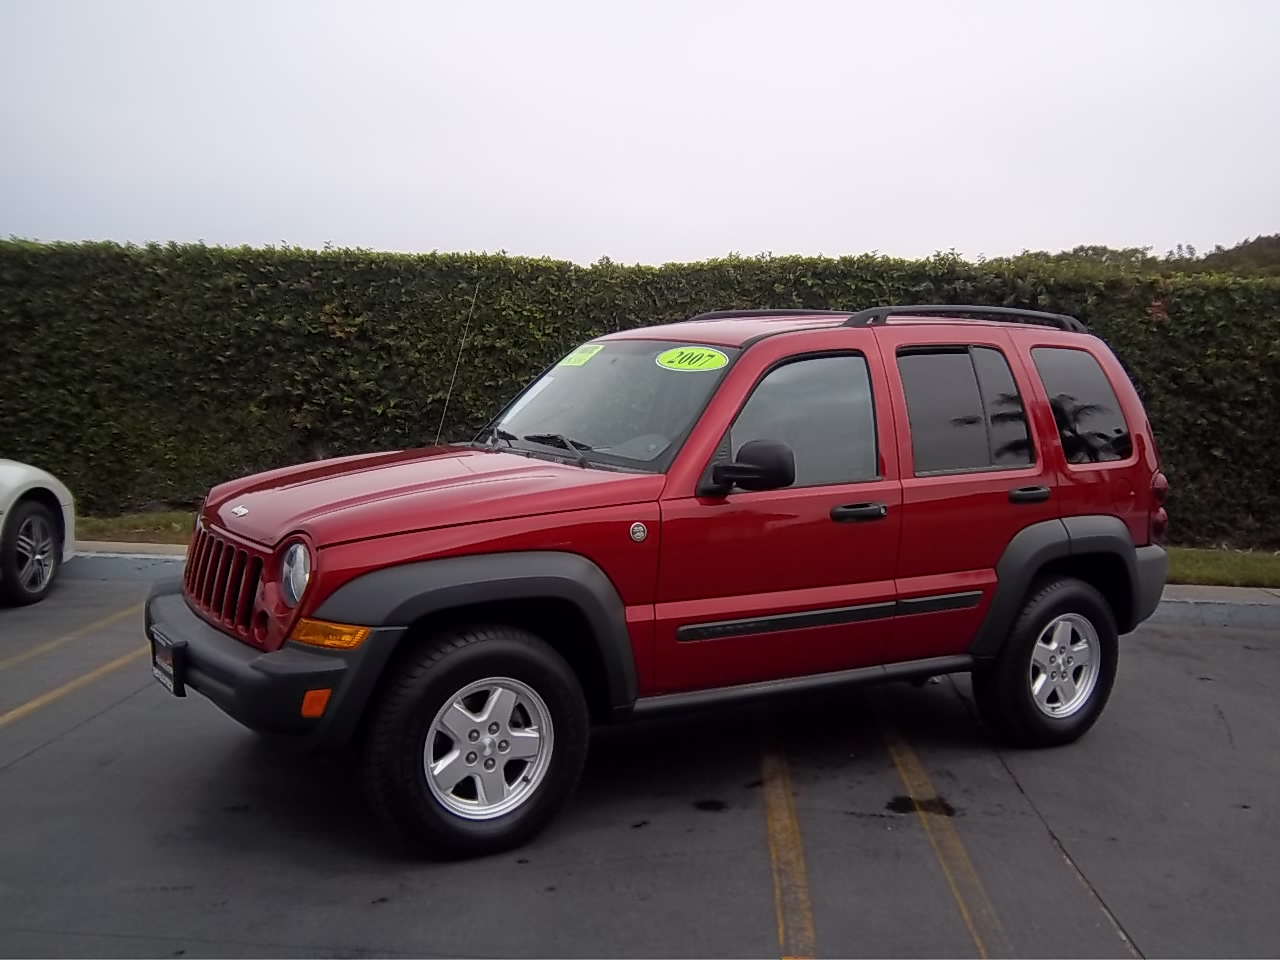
[[2, 240, 1278, 548]]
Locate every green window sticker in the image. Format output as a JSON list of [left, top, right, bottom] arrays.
[[559, 344, 604, 367], [655, 346, 729, 372]]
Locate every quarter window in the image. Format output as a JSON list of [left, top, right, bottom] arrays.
[[1030, 347, 1133, 463], [897, 346, 1034, 474], [728, 355, 878, 486]]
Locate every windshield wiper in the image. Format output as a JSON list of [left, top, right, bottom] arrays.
[[523, 433, 593, 467], [482, 427, 519, 447]]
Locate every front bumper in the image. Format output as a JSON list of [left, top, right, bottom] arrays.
[[144, 577, 402, 749]]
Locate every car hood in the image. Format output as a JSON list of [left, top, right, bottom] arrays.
[[203, 445, 665, 547]]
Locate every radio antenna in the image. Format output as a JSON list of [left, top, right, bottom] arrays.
[[434, 280, 482, 446]]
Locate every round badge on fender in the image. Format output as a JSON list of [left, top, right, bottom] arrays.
[[629, 522, 647, 542], [655, 346, 728, 372]]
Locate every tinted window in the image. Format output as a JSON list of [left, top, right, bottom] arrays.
[[971, 347, 1034, 466], [729, 355, 878, 486], [897, 351, 990, 473], [1031, 347, 1133, 463]]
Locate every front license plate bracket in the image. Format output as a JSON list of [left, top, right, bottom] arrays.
[[151, 629, 188, 697]]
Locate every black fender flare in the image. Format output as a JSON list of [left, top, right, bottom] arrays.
[[312, 551, 638, 713], [967, 516, 1140, 658]]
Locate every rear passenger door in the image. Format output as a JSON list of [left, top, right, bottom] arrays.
[[874, 327, 1059, 663]]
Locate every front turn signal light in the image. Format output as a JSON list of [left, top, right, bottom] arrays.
[[290, 618, 371, 650]]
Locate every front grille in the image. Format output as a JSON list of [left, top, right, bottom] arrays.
[[184, 526, 264, 636]]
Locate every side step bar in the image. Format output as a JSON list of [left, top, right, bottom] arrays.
[[629, 654, 974, 719]]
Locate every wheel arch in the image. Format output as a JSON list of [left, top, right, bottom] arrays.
[[312, 551, 638, 734], [4, 486, 67, 560], [969, 516, 1141, 658]]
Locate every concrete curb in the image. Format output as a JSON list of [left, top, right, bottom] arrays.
[[74, 540, 188, 556], [1145, 599, 1280, 630], [61, 547, 1280, 630], [64, 552, 184, 581]]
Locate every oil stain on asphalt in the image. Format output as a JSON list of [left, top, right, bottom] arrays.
[[885, 794, 957, 817]]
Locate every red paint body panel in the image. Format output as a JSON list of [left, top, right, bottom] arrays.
[[873, 325, 1062, 662], [654, 480, 901, 691], [1005, 327, 1160, 545], [204, 447, 662, 548], [300, 491, 664, 680]]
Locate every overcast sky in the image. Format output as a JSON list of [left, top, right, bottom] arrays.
[[2, 0, 1277, 265]]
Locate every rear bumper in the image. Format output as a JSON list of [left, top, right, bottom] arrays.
[[1132, 544, 1169, 628], [144, 577, 403, 750]]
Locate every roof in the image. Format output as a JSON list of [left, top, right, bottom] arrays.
[[601, 305, 1088, 349], [603, 312, 850, 348]]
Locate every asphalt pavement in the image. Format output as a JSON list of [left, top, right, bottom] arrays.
[[0, 573, 1276, 958]]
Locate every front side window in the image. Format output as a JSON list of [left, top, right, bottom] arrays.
[[481, 339, 739, 471], [727, 354, 879, 487], [897, 346, 1034, 475], [1030, 347, 1133, 464]]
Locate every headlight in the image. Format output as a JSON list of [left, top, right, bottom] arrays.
[[280, 542, 311, 607]]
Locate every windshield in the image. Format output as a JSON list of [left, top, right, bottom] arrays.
[[478, 339, 740, 471]]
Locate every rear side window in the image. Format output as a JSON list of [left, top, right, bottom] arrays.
[[897, 346, 1034, 475], [971, 347, 1034, 465], [1030, 347, 1133, 464]]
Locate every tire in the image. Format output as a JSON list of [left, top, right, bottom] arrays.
[[0, 499, 61, 607], [359, 623, 590, 859], [971, 577, 1119, 748]]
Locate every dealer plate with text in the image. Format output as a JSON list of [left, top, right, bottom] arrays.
[[150, 628, 187, 697]]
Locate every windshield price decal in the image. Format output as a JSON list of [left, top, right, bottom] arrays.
[[559, 344, 604, 367], [655, 346, 729, 372]]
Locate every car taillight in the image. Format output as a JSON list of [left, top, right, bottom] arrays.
[[1150, 471, 1169, 544]]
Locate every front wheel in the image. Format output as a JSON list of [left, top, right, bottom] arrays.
[[359, 624, 589, 858], [972, 577, 1119, 748]]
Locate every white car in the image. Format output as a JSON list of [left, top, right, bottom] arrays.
[[0, 460, 76, 606]]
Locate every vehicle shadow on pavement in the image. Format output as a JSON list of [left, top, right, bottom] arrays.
[[177, 677, 999, 865], [172, 736, 413, 863], [576, 677, 999, 817]]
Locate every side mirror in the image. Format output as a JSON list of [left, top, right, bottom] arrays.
[[710, 439, 796, 493]]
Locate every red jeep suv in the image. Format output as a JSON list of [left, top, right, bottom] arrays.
[[145, 304, 1169, 857]]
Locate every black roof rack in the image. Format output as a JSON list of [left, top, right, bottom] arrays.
[[687, 308, 854, 322], [843, 304, 1087, 333]]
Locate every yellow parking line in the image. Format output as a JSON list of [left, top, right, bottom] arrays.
[[0, 646, 148, 731], [761, 741, 816, 960], [880, 725, 1011, 959], [0, 603, 143, 673]]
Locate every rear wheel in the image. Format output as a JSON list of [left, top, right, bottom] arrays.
[[0, 500, 61, 607], [972, 577, 1118, 747], [359, 623, 589, 858]]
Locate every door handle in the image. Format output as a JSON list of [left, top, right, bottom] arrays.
[[830, 502, 889, 522], [1008, 485, 1051, 504]]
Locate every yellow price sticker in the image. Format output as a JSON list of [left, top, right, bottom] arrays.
[[559, 344, 604, 367], [655, 346, 729, 372]]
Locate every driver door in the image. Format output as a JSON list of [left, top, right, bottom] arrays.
[[652, 331, 902, 694]]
